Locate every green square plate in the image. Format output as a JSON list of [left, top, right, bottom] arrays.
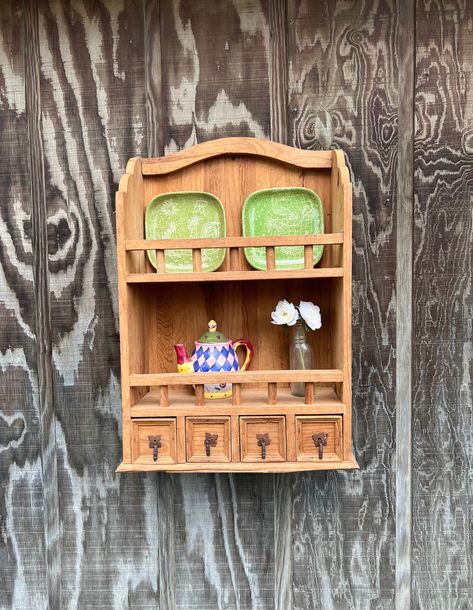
[[145, 191, 226, 272], [242, 187, 324, 270]]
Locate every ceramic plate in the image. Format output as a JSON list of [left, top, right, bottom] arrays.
[[242, 187, 324, 270], [145, 191, 226, 272]]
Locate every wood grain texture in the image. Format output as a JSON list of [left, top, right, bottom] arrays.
[[412, 2, 473, 608], [37, 0, 159, 607], [24, 1, 61, 608], [0, 2, 48, 608], [160, 0, 271, 152], [395, 0, 414, 607], [288, 1, 398, 607]]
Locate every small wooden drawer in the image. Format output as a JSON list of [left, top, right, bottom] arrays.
[[240, 416, 286, 462], [132, 418, 177, 464], [296, 416, 342, 461], [186, 417, 231, 462]]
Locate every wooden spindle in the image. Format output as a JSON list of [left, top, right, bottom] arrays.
[[156, 249, 165, 273], [304, 382, 315, 404], [232, 383, 241, 406], [195, 384, 205, 406], [267, 382, 277, 405], [304, 245, 313, 269], [266, 246, 276, 270], [159, 385, 169, 407], [192, 248, 202, 272], [229, 247, 239, 270]]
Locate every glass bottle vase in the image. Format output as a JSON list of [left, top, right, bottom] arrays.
[[289, 320, 314, 397]]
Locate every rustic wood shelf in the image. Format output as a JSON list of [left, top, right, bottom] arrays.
[[131, 386, 346, 417], [129, 369, 344, 386], [116, 137, 356, 473], [126, 268, 344, 283]]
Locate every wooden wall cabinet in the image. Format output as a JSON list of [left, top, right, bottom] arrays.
[[115, 137, 358, 473]]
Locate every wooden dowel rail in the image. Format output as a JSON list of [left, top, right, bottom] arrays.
[[305, 382, 315, 405], [195, 384, 205, 406], [268, 383, 277, 404], [304, 245, 313, 269], [229, 247, 240, 270], [232, 383, 241, 406], [192, 248, 202, 272], [156, 249, 165, 272], [129, 369, 343, 386], [159, 385, 169, 407], [266, 246, 275, 270], [126, 233, 343, 251]]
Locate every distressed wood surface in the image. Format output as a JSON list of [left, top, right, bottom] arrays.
[[395, 0, 414, 607], [1, 0, 472, 608], [0, 3, 48, 608], [287, 1, 398, 607], [412, 2, 473, 608], [37, 1, 159, 607]]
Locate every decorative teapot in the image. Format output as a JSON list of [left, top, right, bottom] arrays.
[[174, 320, 253, 399]]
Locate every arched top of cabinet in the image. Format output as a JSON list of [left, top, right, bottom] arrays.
[[138, 137, 336, 176]]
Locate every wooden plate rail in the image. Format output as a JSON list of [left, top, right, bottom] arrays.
[[125, 233, 344, 279]]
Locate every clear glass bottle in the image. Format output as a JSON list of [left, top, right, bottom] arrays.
[[289, 320, 314, 396]]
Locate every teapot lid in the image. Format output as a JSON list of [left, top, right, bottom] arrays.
[[197, 320, 228, 344]]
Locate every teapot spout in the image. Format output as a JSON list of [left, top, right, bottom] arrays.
[[174, 343, 191, 365]]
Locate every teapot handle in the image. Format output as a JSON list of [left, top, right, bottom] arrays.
[[233, 339, 254, 371]]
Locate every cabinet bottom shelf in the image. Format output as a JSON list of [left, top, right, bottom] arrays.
[[131, 385, 344, 417], [116, 456, 359, 473]]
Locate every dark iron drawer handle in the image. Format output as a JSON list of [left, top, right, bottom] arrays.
[[256, 433, 271, 460], [204, 433, 218, 456], [312, 432, 328, 459], [148, 435, 162, 461]]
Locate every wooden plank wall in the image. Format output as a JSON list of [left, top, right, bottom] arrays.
[[0, 1, 471, 609]]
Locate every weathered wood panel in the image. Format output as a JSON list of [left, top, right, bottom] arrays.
[[37, 1, 159, 607], [395, 0, 415, 607], [0, 2, 48, 608], [287, 1, 398, 607], [160, 0, 271, 152], [158, 2, 276, 608], [1, 0, 472, 608], [412, 2, 473, 608]]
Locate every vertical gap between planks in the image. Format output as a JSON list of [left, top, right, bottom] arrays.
[[144, 1, 174, 608], [269, 1, 292, 609], [396, 0, 415, 608], [144, 0, 164, 157], [23, 0, 61, 607]]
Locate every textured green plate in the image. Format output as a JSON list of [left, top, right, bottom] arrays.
[[242, 187, 324, 270], [145, 192, 226, 272]]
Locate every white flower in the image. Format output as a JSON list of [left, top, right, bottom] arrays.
[[271, 300, 299, 326], [299, 301, 322, 330]]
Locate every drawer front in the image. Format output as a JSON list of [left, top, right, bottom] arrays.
[[296, 416, 342, 461], [132, 418, 177, 464], [240, 416, 286, 462], [186, 417, 231, 462]]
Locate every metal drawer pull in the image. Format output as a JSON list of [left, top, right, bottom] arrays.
[[312, 432, 328, 459], [148, 435, 162, 461], [204, 433, 218, 456], [256, 433, 271, 460]]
